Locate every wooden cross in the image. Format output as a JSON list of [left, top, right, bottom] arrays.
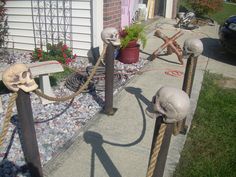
[[152, 30, 184, 65]]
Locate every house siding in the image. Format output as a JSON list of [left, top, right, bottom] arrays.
[[5, 0, 103, 57]]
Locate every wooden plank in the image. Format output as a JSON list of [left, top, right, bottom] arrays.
[[148, 0, 155, 19]]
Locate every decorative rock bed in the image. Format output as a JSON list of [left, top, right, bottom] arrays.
[[0, 50, 148, 175]]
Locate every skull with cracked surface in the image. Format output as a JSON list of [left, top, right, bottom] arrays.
[[183, 38, 203, 58], [152, 86, 190, 123], [2, 63, 38, 92], [101, 27, 120, 46]]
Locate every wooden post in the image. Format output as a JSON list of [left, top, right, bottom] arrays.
[[16, 89, 43, 177], [148, 117, 174, 177], [104, 43, 117, 115], [174, 54, 198, 135], [182, 54, 198, 96]]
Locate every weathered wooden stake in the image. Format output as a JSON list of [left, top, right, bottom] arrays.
[[148, 117, 173, 177], [174, 54, 198, 135], [104, 43, 117, 115], [16, 89, 43, 177], [182, 54, 198, 96]]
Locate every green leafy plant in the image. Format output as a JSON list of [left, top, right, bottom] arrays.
[[31, 42, 77, 65], [187, 0, 223, 17], [31, 42, 77, 84], [120, 23, 147, 49]]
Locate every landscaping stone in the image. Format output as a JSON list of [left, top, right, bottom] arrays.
[[0, 50, 149, 176]]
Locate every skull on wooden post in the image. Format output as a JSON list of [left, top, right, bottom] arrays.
[[101, 27, 120, 46], [183, 38, 203, 58], [2, 63, 38, 92], [152, 86, 190, 123]]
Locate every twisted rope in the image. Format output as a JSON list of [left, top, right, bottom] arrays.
[[0, 93, 18, 147], [146, 123, 167, 177], [34, 45, 107, 102]]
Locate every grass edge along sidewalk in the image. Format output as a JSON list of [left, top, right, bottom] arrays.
[[174, 72, 236, 177]]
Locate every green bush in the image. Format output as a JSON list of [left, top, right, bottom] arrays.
[[188, 0, 224, 16], [120, 23, 147, 49], [31, 42, 77, 65]]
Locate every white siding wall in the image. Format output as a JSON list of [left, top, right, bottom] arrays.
[[5, 0, 103, 57]]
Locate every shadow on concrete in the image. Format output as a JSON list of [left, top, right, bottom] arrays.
[[84, 131, 122, 177], [83, 86, 151, 177], [201, 37, 236, 66], [140, 50, 181, 65], [125, 87, 153, 115]]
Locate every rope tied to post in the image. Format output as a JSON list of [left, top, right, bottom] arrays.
[[145, 86, 191, 177], [0, 44, 108, 148], [146, 122, 167, 177], [0, 93, 18, 147], [0, 63, 43, 148]]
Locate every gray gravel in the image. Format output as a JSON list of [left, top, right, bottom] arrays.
[[0, 50, 148, 174]]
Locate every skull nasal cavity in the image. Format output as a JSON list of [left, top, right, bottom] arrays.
[[22, 71, 28, 78]]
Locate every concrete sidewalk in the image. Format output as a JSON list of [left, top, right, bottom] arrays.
[[43, 18, 236, 177]]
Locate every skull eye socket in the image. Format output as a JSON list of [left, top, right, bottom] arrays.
[[110, 34, 114, 39], [11, 84, 18, 88], [152, 96, 156, 104], [22, 71, 28, 78], [13, 75, 20, 82]]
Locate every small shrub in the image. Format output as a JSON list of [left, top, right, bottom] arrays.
[[188, 0, 224, 16], [120, 23, 147, 48], [31, 42, 77, 65]]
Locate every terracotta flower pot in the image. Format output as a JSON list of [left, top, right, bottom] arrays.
[[119, 43, 140, 64], [126, 40, 138, 48]]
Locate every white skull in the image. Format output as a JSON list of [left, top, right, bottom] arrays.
[[153, 86, 190, 123], [2, 63, 38, 92], [101, 27, 120, 46], [183, 38, 203, 58]]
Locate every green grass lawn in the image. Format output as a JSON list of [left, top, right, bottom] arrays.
[[174, 72, 236, 177], [210, 3, 236, 25], [179, 1, 236, 25]]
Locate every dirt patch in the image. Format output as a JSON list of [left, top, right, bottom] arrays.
[[216, 77, 236, 89]]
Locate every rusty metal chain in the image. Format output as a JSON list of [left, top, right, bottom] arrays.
[[146, 123, 167, 177]]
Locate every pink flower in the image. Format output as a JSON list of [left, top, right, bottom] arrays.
[[37, 49, 42, 53], [62, 44, 68, 51], [63, 53, 67, 59], [65, 58, 73, 65], [73, 54, 77, 58]]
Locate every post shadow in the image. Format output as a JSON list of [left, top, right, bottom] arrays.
[[126, 87, 174, 177], [125, 86, 152, 111], [84, 131, 122, 177], [83, 86, 151, 176], [140, 50, 182, 65]]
